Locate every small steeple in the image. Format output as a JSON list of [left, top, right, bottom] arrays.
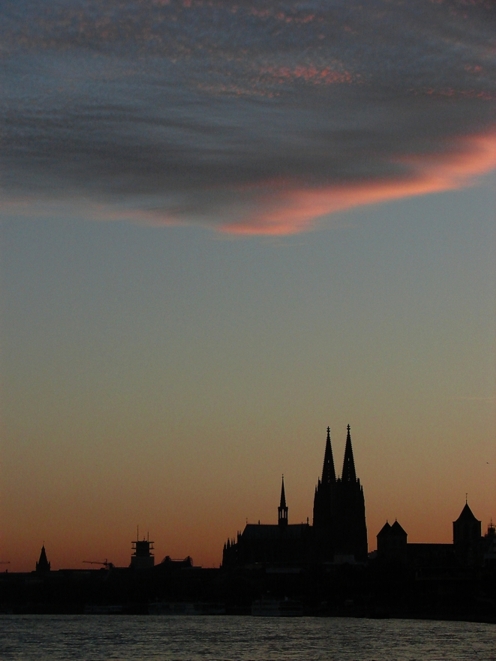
[[36, 545, 51, 573], [341, 424, 357, 482], [278, 475, 288, 527], [280, 475, 287, 508], [321, 427, 336, 484]]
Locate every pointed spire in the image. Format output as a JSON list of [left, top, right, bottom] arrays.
[[36, 545, 51, 573], [321, 426, 336, 484], [278, 475, 288, 527], [341, 424, 357, 482], [279, 475, 287, 509]]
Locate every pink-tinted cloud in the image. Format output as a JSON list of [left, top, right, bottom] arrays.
[[2, 0, 495, 235], [220, 131, 496, 235]]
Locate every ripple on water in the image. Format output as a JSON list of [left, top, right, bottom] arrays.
[[0, 615, 495, 661]]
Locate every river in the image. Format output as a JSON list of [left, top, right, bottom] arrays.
[[0, 614, 494, 660]]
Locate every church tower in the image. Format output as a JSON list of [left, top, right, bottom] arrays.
[[453, 500, 481, 566], [36, 545, 51, 573], [278, 475, 288, 527], [334, 425, 368, 562], [313, 427, 337, 561], [313, 427, 336, 526]]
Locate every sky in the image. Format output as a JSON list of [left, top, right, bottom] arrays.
[[0, 0, 495, 571]]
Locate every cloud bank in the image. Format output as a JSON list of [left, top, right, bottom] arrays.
[[1, 0, 495, 234]]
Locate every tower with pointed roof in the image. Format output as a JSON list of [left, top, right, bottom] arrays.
[[312, 427, 337, 559], [453, 500, 482, 566], [335, 425, 368, 562], [313, 426, 368, 563], [278, 475, 288, 527], [377, 520, 408, 564], [36, 545, 51, 573]]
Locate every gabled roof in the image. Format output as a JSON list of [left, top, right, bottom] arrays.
[[391, 520, 407, 536], [377, 522, 392, 537]]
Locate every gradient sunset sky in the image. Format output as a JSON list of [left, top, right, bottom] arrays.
[[1, 0, 495, 571]]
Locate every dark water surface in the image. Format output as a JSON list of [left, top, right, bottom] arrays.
[[0, 615, 494, 660]]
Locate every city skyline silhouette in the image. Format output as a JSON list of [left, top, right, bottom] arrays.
[[1, 0, 495, 573]]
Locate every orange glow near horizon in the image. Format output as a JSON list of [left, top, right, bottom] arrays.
[[2, 0, 495, 581], [2, 481, 490, 573]]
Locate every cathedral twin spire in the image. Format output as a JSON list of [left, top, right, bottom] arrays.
[[321, 424, 357, 484], [314, 424, 368, 562], [277, 426, 359, 530], [224, 424, 367, 568]]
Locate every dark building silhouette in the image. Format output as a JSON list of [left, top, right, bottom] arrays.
[[1, 437, 494, 620], [223, 426, 367, 568], [377, 520, 408, 564], [222, 476, 312, 568], [130, 535, 155, 570], [376, 501, 484, 569], [313, 426, 368, 563], [483, 522, 496, 567], [453, 501, 482, 567], [35, 545, 50, 573]]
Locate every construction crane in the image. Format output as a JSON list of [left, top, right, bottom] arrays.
[[83, 559, 114, 569]]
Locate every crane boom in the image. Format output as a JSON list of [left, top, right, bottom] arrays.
[[82, 559, 114, 569]]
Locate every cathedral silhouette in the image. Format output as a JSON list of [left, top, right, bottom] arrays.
[[18, 424, 494, 618], [313, 425, 368, 563], [223, 425, 368, 567]]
